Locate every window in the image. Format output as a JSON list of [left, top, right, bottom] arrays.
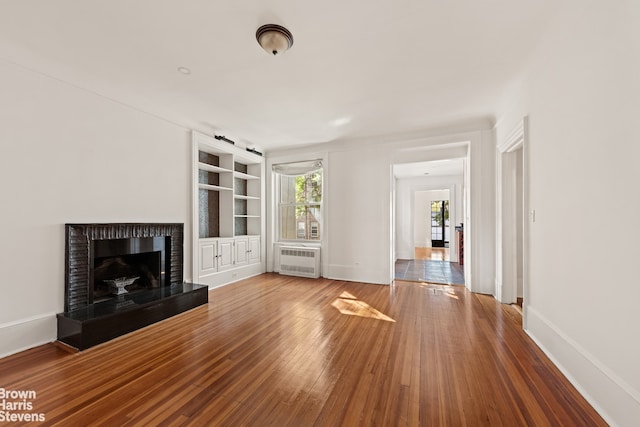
[[310, 222, 319, 238], [274, 160, 322, 241]]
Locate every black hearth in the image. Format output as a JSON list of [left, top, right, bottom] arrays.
[[57, 223, 207, 350]]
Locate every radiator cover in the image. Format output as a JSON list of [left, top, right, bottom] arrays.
[[278, 246, 321, 278]]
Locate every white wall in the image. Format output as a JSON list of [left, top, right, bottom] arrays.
[[267, 129, 495, 292], [496, 1, 640, 424], [327, 147, 391, 283], [0, 60, 191, 357]]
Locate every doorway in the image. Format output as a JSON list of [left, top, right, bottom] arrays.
[[496, 117, 527, 314], [430, 200, 449, 248], [393, 178, 464, 285], [390, 136, 496, 295]]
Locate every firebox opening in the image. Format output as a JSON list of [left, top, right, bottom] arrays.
[[93, 251, 161, 302], [90, 236, 168, 304]]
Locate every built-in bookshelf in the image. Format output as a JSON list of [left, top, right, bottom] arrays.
[[233, 161, 261, 237], [192, 131, 265, 288]]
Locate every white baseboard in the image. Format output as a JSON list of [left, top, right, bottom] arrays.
[[325, 264, 389, 285], [0, 313, 57, 358], [198, 263, 264, 289], [526, 306, 640, 427]]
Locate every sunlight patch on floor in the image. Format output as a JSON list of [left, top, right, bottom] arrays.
[[331, 292, 395, 322]]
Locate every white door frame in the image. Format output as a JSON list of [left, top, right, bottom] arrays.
[[390, 131, 496, 295], [496, 117, 528, 311]]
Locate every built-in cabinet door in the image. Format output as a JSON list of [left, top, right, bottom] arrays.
[[248, 236, 260, 264], [199, 241, 217, 276], [198, 236, 260, 281], [234, 237, 249, 266], [217, 239, 235, 271]]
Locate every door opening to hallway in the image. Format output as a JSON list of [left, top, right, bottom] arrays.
[[392, 157, 467, 287]]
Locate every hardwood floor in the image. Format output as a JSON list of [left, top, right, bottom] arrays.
[[0, 274, 606, 426], [414, 247, 449, 261]]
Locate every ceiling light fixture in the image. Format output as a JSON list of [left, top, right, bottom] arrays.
[[256, 24, 294, 56], [177, 66, 191, 75]]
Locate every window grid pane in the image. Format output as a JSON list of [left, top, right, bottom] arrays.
[[278, 170, 322, 241]]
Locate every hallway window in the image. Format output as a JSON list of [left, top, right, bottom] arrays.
[[273, 160, 323, 241]]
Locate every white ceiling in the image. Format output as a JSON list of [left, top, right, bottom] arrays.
[[0, 0, 555, 152], [394, 159, 464, 179]]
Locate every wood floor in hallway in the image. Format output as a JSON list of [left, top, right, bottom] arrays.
[[0, 274, 606, 426], [414, 246, 450, 261]]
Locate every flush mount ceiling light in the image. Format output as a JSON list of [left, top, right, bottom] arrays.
[[256, 24, 294, 56]]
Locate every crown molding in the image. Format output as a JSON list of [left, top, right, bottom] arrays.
[[498, 116, 528, 153]]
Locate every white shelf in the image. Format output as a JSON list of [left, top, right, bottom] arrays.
[[234, 195, 260, 200], [234, 215, 260, 218], [199, 162, 233, 174], [234, 171, 260, 180], [198, 183, 233, 192]]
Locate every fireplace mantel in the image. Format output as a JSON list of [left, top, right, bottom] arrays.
[[65, 223, 183, 312]]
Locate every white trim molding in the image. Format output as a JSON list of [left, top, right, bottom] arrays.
[[0, 313, 56, 358], [526, 306, 639, 427], [498, 116, 526, 154], [495, 116, 528, 305]]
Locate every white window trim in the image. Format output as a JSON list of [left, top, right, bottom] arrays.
[[274, 160, 324, 244]]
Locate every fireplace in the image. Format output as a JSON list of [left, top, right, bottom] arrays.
[[64, 223, 183, 312], [58, 223, 207, 350]]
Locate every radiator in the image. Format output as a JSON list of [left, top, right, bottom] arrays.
[[278, 246, 321, 278]]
